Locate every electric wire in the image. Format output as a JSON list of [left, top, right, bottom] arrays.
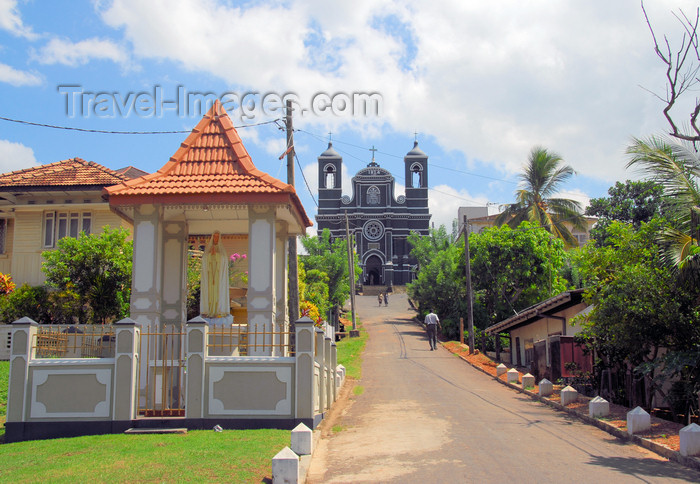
[[0, 115, 281, 134]]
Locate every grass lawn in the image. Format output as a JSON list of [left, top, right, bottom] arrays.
[[0, 428, 289, 483], [335, 318, 368, 380], [0, 359, 287, 482]]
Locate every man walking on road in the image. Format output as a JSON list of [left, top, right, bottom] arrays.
[[425, 310, 440, 350]]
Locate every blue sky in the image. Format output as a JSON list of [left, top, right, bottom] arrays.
[[1, 0, 698, 230]]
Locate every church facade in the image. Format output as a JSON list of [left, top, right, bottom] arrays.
[[315, 142, 431, 286]]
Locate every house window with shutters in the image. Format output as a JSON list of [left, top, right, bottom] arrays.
[[44, 211, 92, 248]]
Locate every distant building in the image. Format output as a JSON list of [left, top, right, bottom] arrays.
[[315, 142, 432, 286]]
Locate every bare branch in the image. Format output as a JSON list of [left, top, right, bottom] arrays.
[[641, 1, 700, 142]]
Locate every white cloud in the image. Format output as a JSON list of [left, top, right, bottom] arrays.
[[0, 0, 37, 39], [429, 184, 489, 231], [0, 139, 38, 172], [94, 0, 700, 186], [32, 37, 129, 67], [0, 62, 41, 86]]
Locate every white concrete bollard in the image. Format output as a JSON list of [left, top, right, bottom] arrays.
[[539, 379, 553, 397], [336, 364, 346, 387], [506, 368, 519, 383], [627, 406, 651, 435], [521, 373, 535, 388], [272, 447, 299, 484], [589, 396, 610, 418], [560, 385, 578, 406], [680, 423, 700, 457], [496, 363, 507, 377], [291, 423, 313, 456]]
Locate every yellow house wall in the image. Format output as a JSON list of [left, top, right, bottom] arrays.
[[10, 206, 131, 287]]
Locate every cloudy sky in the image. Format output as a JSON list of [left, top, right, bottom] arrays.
[[0, 0, 697, 230]]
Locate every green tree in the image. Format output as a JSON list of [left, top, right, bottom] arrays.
[[586, 180, 664, 246], [470, 222, 568, 327], [407, 226, 453, 270], [495, 146, 586, 247], [407, 222, 569, 338], [586, 180, 664, 226], [626, 137, 700, 277], [300, 229, 360, 319], [42, 227, 133, 324], [407, 240, 466, 338], [573, 219, 700, 410]]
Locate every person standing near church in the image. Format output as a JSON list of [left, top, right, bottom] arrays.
[[378, 293, 383, 307], [425, 310, 441, 351], [383, 292, 388, 306]]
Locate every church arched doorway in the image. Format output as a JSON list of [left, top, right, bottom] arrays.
[[364, 255, 383, 285]]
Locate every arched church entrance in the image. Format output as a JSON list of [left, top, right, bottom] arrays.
[[364, 255, 383, 285]]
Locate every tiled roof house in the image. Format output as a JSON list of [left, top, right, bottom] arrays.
[[0, 158, 141, 287]]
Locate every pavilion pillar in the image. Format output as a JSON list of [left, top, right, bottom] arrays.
[[161, 220, 188, 329], [274, 223, 289, 356], [129, 204, 164, 332], [247, 206, 277, 356]]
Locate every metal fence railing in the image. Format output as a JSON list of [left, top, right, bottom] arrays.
[[33, 325, 115, 358], [207, 323, 293, 356], [136, 325, 186, 417]]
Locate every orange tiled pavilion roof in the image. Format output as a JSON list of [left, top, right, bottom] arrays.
[[106, 101, 311, 227], [0, 157, 131, 188]]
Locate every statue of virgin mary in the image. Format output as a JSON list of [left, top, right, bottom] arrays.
[[200, 231, 231, 318]]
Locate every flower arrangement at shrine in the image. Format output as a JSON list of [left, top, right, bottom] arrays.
[[229, 252, 248, 287]]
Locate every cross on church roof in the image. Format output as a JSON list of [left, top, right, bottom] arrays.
[[368, 146, 379, 166]]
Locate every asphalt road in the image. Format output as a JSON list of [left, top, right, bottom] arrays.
[[306, 293, 700, 483]]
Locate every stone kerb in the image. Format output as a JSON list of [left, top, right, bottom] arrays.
[[539, 379, 553, 397], [496, 363, 507, 377], [627, 406, 651, 435], [589, 396, 610, 418], [506, 368, 519, 383], [521, 373, 535, 389], [272, 446, 299, 484], [560, 385, 578, 406], [680, 423, 700, 457], [336, 364, 346, 388], [291, 423, 313, 455]]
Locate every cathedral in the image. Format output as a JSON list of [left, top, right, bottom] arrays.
[[315, 141, 431, 286]]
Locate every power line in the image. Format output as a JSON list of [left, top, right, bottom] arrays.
[[0, 115, 281, 134], [294, 152, 318, 207]]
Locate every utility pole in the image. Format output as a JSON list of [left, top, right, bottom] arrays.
[[345, 211, 357, 330], [463, 215, 475, 354], [286, 100, 300, 324]]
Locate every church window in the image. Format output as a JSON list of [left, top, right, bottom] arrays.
[[367, 186, 380, 205], [324, 165, 336, 188], [363, 220, 384, 241], [411, 163, 423, 188]]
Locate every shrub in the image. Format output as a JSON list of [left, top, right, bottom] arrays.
[[0, 284, 52, 323]]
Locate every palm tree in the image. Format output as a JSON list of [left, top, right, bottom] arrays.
[[626, 136, 700, 276], [495, 146, 586, 247]]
